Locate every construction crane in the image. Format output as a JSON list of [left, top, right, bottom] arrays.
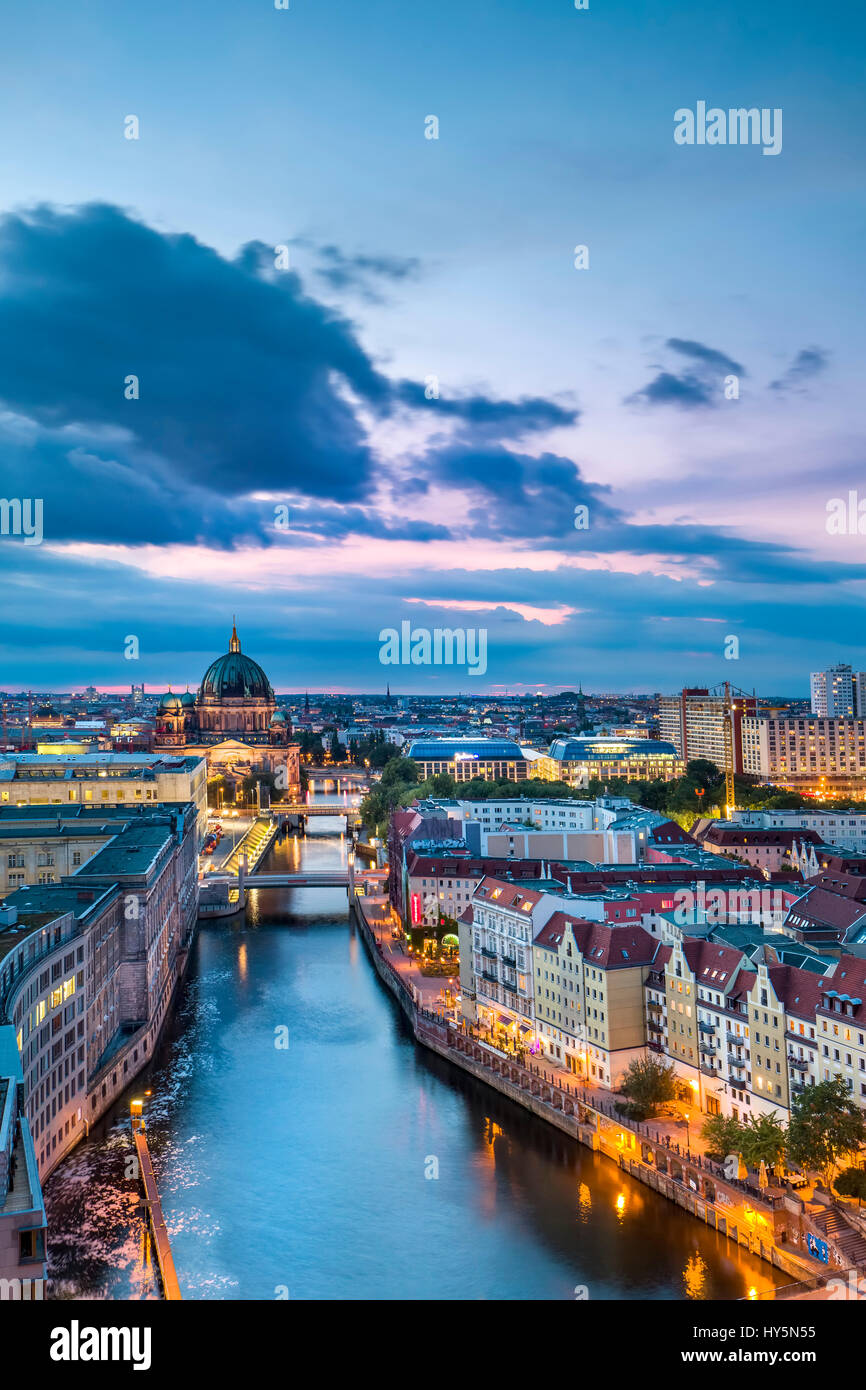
[[723, 682, 735, 817]]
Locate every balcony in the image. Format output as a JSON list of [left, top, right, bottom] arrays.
[[699, 1042, 716, 1056], [698, 1021, 716, 1035], [480, 947, 496, 960], [501, 955, 517, 969], [728, 1051, 749, 1066], [481, 969, 498, 984], [787, 1055, 810, 1071]]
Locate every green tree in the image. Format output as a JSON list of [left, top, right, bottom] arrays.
[[619, 1055, 678, 1120], [428, 772, 457, 796], [739, 1112, 787, 1169], [834, 1167, 866, 1206], [700, 1113, 746, 1162], [786, 1078, 866, 1187]]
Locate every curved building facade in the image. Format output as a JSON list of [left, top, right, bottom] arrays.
[[538, 737, 683, 788]]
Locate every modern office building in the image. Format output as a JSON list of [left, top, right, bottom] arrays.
[[406, 738, 532, 782], [537, 736, 682, 787]]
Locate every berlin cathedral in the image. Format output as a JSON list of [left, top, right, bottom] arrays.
[[154, 623, 301, 798]]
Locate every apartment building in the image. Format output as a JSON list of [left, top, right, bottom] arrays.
[[658, 688, 759, 772], [403, 850, 543, 942], [691, 820, 822, 873], [0, 1026, 45, 1294], [741, 714, 866, 794], [464, 878, 561, 1038], [0, 827, 113, 897], [810, 664, 866, 718], [534, 913, 658, 1087], [734, 808, 866, 854]]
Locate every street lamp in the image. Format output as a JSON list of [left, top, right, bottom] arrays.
[[685, 1111, 691, 1154]]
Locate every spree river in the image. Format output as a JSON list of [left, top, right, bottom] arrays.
[[44, 793, 784, 1301]]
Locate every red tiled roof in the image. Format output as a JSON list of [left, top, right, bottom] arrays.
[[787, 886, 866, 933], [767, 963, 825, 1020], [535, 911, 659, 968], [699, 825, 822, 848], [682, 938, 745, 986]]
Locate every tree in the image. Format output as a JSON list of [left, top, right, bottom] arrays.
[[701, 1113, 745, 1162], [739, 1112, 787, 1170], [786, 1078, 866, 1188], [619, 1055, 678, 1119], [834, 1167, 866, 1206], [428, 772, 456, 796]]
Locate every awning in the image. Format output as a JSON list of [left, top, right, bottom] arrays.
[[497, 1014, 511, 1026], [519, 1024, 531, 1034]]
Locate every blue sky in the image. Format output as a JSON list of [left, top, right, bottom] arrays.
[[0, 0, 864, 693]]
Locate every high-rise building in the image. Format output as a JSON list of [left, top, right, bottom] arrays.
[[657, 688, 759, 772], [809, 663, 866, 717]]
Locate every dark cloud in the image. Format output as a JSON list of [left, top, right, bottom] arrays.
[[769, 347, 829, 393], [430, 445, 615, 541], [666, 338, 745, 376], [0, 204, 389, 503], [313, 244, 421, 301], [396, 383, 579, 440], [626, 337, 745, 410]]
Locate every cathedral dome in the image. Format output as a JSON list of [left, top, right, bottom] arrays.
[[158, 688, 184, 714], [198, 625, 274, 702], [180, 688, 196, 707]]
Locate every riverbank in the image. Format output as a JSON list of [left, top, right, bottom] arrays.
[[352, 894, 826, 1296]]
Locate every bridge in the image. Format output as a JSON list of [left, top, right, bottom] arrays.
[[206, 870, 352, 888], [277, 804, 362, 817], [307, 768, 370, 782]]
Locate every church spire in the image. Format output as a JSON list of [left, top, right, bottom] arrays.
[[229, 616, 241, 653]]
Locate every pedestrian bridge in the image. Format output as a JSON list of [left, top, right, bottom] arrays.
[[206, 871, 351, 888]]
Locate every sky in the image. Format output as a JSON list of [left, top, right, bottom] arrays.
[[0, 0, 864, 694]]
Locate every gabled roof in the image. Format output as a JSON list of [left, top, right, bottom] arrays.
[[534, 911, 659, 968]]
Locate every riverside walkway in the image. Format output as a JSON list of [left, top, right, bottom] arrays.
[[132, 1125, 182, 1301]]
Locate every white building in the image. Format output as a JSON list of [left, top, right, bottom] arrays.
[[810, 664, 866, 718]]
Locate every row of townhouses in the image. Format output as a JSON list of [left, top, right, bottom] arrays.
[[457, 865, 866, 1127]]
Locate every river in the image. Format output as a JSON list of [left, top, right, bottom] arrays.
[[43, 791, 784, 1300]]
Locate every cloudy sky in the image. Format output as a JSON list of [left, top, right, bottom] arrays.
[[0, 0, 864, 694]]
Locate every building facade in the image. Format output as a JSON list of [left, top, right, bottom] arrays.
[[741, 714, 866, 794], [0, 751, 207, 843], [658, 688, 759, 772], [537, 736, 683, 787], [0, 803, 199, 1283], [810, 664, 866, 718]]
